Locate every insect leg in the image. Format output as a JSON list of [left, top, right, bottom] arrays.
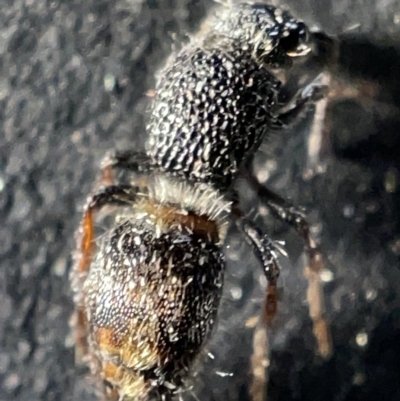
[[76, 184, 138, 274], [232, 212, 278, 401], [71, 184, 139, 363], [273, 76, 329, 129], [245, 175, 332, 358], [100, 150, 153, 184], [238, 218, 280, 325], [250, 321, 270, 401]]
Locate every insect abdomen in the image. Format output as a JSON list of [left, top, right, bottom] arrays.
[[83, 217, 225, 399]]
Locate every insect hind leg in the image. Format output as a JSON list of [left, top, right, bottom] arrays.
[[245, 174, 332, 358], [232, 210, 279, 401], [238, 218, 280, 325]]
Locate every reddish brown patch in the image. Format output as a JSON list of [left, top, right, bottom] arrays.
[[104, 385, 120, 401], [96, 327, 125, 354], [102, 364, 122, 401], [102, 362, 122, 381], [73, 308, 89, 364], [78, 210, 94, 273], [264, 284, 278, 326], [144, 202, 219, 242], [76, 308, 88, 345]]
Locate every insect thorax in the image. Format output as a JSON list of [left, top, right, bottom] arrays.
[[146, 3, 311, 191]]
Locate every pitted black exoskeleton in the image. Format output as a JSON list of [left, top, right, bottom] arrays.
[[71, 3, 332, 401]]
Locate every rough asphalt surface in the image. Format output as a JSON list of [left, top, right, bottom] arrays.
[[1, 1, 400, 401]]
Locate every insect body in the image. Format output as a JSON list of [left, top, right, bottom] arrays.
[[71, 3, 330, 400]]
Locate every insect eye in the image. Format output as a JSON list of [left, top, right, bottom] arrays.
[[281, 22, 311, 57]]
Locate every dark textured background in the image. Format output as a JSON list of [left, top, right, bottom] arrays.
[[1, 1, 400, 400]]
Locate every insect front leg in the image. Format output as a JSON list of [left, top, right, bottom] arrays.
[[273, 75, 329, 129], [245, 174, 332, 358]]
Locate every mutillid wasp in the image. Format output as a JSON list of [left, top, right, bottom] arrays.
[[71, 2, 334, 400]]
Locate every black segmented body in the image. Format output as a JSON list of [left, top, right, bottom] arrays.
[[73, 3, 323, 400], [147, 3, 309, 190]]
